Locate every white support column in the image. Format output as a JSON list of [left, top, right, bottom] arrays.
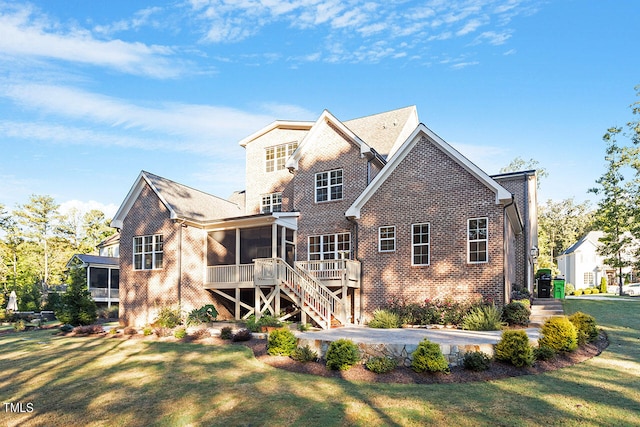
[[235, 228, 241, 282], [107, 267, 112, 309], [271, 223, 278, 259], [235, 287, 241, 320], [281, 226, 286, 260]]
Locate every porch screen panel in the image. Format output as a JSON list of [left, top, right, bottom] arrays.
[[240, 226, 272, 264], [208, 230, 236, 265], [90, 267, 109, 288]]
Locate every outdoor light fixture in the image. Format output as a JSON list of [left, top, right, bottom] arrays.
[[530, 246, 539, 258]]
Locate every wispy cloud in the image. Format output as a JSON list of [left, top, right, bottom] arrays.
[[0, 3, 184, 78]]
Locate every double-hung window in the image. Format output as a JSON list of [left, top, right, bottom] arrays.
[[260, 192, 282, 213], [265, 142, 297, 172], [468, 218, 488, 263], [315, 169, 343, 202], [308, 232, 351, 260], [583, 272, 594, 286], [412, 223, 430, 265], [133, 234, 163, 270], [379, 226, 396, 252]]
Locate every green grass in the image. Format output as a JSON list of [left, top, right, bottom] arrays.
[[1, 298, 639, 426]]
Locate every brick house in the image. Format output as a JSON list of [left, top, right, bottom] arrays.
[[111, 106, 538, 328]]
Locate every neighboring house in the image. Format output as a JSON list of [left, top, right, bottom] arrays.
[[66, 233, 120, 308], [111, 106, 538, 328], [557, 230, 635, 289]]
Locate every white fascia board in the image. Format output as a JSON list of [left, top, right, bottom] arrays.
[[239, 120, 313, 147], [110, 171, 177, 229], [285, 110, 373, 171], [346, 124, 513, 219]]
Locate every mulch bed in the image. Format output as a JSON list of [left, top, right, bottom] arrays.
[[237, 332, 609, 384]]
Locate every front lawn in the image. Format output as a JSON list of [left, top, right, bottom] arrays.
[[0, 298, 639, 426]]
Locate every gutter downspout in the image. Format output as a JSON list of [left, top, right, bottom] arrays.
[[523, 176, 530, 293]]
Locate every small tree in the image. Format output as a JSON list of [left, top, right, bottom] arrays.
[[56, 268, 97, 326]]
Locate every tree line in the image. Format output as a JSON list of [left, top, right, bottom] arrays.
[[0, 195, 115, 311]]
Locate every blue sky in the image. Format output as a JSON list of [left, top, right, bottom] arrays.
[[0, 0, 638, 219]]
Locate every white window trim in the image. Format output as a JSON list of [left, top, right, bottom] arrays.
[[266, 142, 297, 172], [307, 232, 351, 260], [411, 223, 430, 266], [378, 226, 396, 252], [133, 234, 163, 270], [260, 192, 282, 214], [315, 169, 343, 203], [467, 217, 488, 264]]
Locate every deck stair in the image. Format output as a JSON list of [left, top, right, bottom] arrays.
[[254, 258, 346, 330], [529, 298, 564, 327]]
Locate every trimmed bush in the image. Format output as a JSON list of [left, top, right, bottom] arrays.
[[365, 356, 398, 374], [73, 324, 104, 334], [124, 326, 137, 335], [174, 327, 187, 339], [461, 304, 505, 331], [534, 345, 556, 361], [190, 328, 211, 340], [599, 277, 607, 294], [463, 351, 492, 371], [574, 289, 583, 296], [368, 309, 401, 329], [143, 326, 153, 336], [291, 345, 318, 363], [411, 339, 450, 374], [565, 283, 575, 296], [583, 288, 592, 295], [14, 319, 26, 332], [245, 314, 283, 332], [220, 326, 233, 340], [568, 312, 598, 345], [267, 328, 297, 356], [502, 301, 531, 326], [495, 330, 534, 367], [538, 316, 578, 352], [326, 339, 360, 371], [60, 324, 74, 333]]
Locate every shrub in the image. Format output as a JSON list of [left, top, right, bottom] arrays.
[[186, 305, 218, 326], [59, 324, 74, 333], [298, 323, 310, 332], [231, 328, 252, 342], [568, 312, 598, 345], [365, 356, 398, 374], [510, 285, 532, 302], [326, 339, 360, 371], [411, 339, 450, 373], [190, 328, 211, 340], [73, 324, 104, 335], [108, 328, 118, 335], [495, 330, 534, 367], [574, 289, 583, 296], [142, 326, 153, 336], [463, 351, 492, 371], [13, 319, 26, 332], [154, 327, 172, 337], [267, 328, 297, 356], [123, 326, 137, 335], [534, 345, 556, 361], [245, 314, 283, 332], [502, 302, 531, 326], [154, 306, 182, 328], [174, 327, 187, 339], [591, 288, 599, 294], [97, 305, 119, 319], [538, 316, 578, 352], [56, 268, 98, 326], [511, 298, 531, 309], [599, 277, 607, 294], [565, 283, 575, 295], [368, 309, 401, 329], [583, 288, 592, 295], [291, 345, 318, 363], [220, 326, 234, 340], [461, 304, 505, 331]]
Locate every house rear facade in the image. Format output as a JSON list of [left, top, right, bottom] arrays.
[[111, 106, 538, 327]]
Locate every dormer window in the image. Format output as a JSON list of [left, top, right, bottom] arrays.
[[266, 142, 298, 172]]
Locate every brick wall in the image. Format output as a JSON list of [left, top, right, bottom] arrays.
[[356, 136, 506, 318], [119, 182, 230, 327], [293, 121, 371, 260]]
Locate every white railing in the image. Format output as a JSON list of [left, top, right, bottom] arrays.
[[296, 259, 361, 284], [90, 288, 119, 299], [206, 264, 255, 284], [254, 258, 344, 329]]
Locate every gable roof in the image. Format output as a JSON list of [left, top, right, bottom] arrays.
[[66, 254, 119, 268], [561, 231, 604, 255], [285, 109, 385, 171], [346, 123, 520, 232], [343, 105, 419, 158], [111, 171, 243, 229], [238, 120, 313, 147], [97, 232, 120, 249]]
